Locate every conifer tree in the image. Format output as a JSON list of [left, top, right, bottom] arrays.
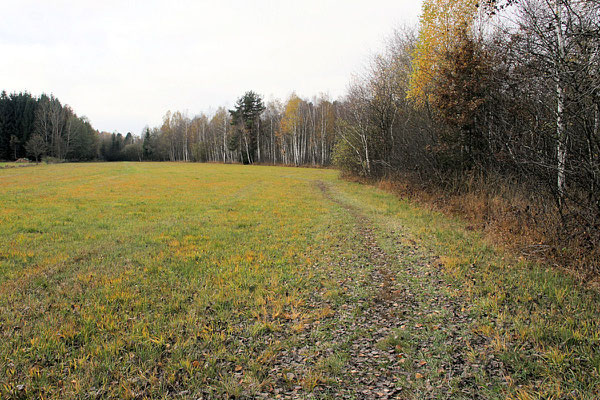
[[229, 91, 265, 164]]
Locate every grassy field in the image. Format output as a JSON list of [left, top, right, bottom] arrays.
[[0, 163, 598, 399], [0, 162, 36, 169]]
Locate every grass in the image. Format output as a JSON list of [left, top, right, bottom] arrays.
[[377, 175, 600, 283], [0, 162, 599, 399], [335, 179, 600, 399], [0, 163, 349, 398], [0, 161, 37, 169]]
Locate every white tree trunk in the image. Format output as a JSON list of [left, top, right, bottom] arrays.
[[257, 119, 261, 163], [184, 119, 189, 162], [244, 133, 251, 164], [363, 134, 371, 176], [223, 117, 227, 163], [555, 0, 567, 202]]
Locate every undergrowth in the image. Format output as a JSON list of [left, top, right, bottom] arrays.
[[374, 173, 600, 288]]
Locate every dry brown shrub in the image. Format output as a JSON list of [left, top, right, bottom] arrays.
[[374, 173, 600, 290]]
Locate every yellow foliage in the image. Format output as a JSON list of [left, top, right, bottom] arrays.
[[408, 0, 480, 106], [279, 94, 302, 138]]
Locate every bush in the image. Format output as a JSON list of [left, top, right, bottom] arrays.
[[332, 139, 361, 176], [42, 156, 65, 164]]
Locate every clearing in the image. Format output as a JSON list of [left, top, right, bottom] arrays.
[[0, 163, 598, 399]]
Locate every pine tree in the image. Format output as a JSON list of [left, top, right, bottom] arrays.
[[229, 91, 265, 164], [142, 128, 153, 160]]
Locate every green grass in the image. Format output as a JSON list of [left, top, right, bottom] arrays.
[[0, 163, 349, 398], [1, 163, 599, 399], [0, 162, 37, 169], [334, 180, 600, 399]]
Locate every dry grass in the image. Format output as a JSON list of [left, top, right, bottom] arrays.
[[0, 162, 347, 399], [375, 174, 600, 288], [2, 163, 599, 399], [337, 178, 600, 399]]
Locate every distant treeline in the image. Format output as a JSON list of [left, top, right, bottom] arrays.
[[141, 91, 337, 166], [0, 90, 338, 166], [1, 0, 598, 270], [0, 91, 98, 162], [0, 91, 155, 163], [140, 0, 600, 221]]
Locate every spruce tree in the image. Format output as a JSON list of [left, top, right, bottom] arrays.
[[229, 91, 265, 164]]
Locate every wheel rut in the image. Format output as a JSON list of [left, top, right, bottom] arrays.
[[244, 181, 507, 399], [312, 180, 412, 398]]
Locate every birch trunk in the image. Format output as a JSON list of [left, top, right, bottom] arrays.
[[244, 133, 251, 164], [184, 119, 189, 162], [223, 117, 227, 163], [592, 103, 599, 193], [256, 119, 261, 163], [555, 0, 567, 202]]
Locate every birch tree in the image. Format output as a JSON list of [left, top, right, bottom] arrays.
[[408, 0, 481, 106]]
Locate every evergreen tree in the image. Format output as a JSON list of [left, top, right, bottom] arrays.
[[0, 92, 38, 160], [142, 128, 153, 160], [124, 132, 134, 145], [229, 91, 265, 164], [0, 91, 10, 159]]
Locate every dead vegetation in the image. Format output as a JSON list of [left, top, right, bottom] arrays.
[[374, 173, 600, 290]]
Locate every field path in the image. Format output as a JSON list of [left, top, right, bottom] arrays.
[[2, 164, 598, 400], [313, 180, 408, 397], [254, 181, 506, 399]]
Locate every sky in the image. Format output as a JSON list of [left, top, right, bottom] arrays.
[[1, 1, 423, 134]]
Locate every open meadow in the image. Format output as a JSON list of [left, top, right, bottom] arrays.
[[1, 163, 599, 399]]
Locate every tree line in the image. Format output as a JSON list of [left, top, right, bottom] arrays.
[[0, 91, 98, 162], [337, 0, 599, 199], [333, 0, 600, 271], [1, 0, 598, 265], [0, 89, 339, 166], [140, 91, 337, 166], [136, 0, 599, 222]]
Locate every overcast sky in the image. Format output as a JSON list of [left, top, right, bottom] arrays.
[[1, 1, 423, 134]]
